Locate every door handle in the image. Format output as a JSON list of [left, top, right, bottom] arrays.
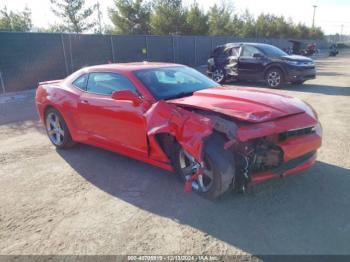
[[81, 100, 89, 104]]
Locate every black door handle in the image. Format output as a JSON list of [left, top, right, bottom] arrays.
[[81, 100, 89, 104]]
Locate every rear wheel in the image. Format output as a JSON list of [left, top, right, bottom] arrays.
[[212, 68, 226, 84], [171, 135, 235, 199], [45, 108, 76, 149], [266, 68, 284, 88]]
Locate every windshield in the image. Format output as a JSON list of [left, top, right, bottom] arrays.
[[258, 45, 288, 57], [134, 66, 219, 100]]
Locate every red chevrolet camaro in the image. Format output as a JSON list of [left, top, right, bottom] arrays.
[[36, 62, 322, 198]]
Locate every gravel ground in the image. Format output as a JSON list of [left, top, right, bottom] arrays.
[[0, 51, 349, 256]]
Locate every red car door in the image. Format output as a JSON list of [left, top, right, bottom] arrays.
[[77, 72, 148, 155]]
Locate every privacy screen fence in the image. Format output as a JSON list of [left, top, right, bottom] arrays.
[[0, 32, 329, 93]]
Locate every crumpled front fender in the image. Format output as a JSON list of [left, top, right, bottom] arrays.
[[145, 101, 214, 162]]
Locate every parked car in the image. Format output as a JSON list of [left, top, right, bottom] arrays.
[[36, 63, 322, 198], [207, 43, 316, 88], [329, 43, 339, 57]]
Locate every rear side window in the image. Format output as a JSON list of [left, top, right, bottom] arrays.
[[73, 74, 88, 90], [86, 72, 137, 95], [231, 47, 240, 56], [241, 46, 262, 58]]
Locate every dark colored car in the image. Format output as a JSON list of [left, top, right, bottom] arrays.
[[207, 43, 316, 88]]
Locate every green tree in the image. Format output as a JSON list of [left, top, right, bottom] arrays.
[[310, 27, 324, 39], [109, 0, 151, 34], [150, 0, 187, 35], [0, 6, 32, 32], [183, 1, 208, 35], [207, 1, 234, 36], [38, 24, 70, 33], [237, 9, 255, 37], [50, 0, 96, 33], [255, 14, 287, 38]]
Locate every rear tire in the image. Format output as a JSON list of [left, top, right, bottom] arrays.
[[212, 68, 226, 84], [45, 108, 76, 149], [266, 68, 284, 88], [171, 134, 235, 199]]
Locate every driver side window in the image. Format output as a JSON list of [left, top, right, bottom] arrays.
[[241, 46, 262, 58], [87, 72, 137, 95]]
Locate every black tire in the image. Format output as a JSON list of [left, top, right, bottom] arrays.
[[171, 134, 235, 199], [265, 68, 284, 88], [45, 107, 76, 149], [212, 68, 226, 84], [291, 80, 305, 85]]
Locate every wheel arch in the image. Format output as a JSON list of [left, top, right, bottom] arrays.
[[264, 64, 286, 79], [43, 104, 77, 140]]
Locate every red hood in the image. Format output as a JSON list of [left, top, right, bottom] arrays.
[[168, 86, 307, 123]]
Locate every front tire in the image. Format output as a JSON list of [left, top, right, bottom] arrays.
[[45, 108, 76, 149], [171, 135, 235, 199], [266, 68, 284, 88]]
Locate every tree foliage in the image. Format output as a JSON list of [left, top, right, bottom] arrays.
[[37, 0, 325, 39], [0, 6, 32, 32], [109, 0, 151, 34], [107, 0, 323, 39], [50, 0, 96, 33], [183, 1, 208, 35], [207, 1, 234, 36], [150, 0, 187, 35]]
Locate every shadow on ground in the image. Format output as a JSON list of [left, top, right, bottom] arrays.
[[57, 144, 350, 255]]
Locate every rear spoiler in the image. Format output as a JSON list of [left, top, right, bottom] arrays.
[[38, 79, 63, 86]]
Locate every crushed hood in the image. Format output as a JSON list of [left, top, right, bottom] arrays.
[[168, 86, 306, 123]]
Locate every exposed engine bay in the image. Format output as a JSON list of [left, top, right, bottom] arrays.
[[186, 108, 286, 191]]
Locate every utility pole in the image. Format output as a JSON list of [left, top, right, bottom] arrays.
[[340, 24, 344, 42], [312, 5, 317, 28]]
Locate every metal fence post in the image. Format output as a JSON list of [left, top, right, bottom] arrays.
[[194, 36, 197, 66], [172, 35, 176, 63], [69, 34, 73, 72], [0, 71, 5, 94], [145, 35, 149, 61], [110, 35, 116, 62], [61, 34, 69, 76]]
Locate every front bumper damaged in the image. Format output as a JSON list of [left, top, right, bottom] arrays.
[[250, 151, 317, 185]]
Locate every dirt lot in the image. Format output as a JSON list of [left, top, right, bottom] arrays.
[[1, 51, 350, 256]]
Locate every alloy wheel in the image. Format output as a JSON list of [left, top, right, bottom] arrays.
[[179, 149, 214, 193], [212, 68, 225, 83], [267, 71, 281, 87], [46, 112, 65, 146]]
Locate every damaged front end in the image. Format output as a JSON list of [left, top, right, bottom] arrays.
[[146, 101, 322, 194]]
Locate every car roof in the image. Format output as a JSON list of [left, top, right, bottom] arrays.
[[215, 42, 275, 50], [85, 62, 183, 72]]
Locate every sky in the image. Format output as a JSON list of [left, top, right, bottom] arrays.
[[0, 0, 349, 35]]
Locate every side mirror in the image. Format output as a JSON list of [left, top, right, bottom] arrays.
[[111, 90, 142, 105], [253, 53, 264, 59]]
